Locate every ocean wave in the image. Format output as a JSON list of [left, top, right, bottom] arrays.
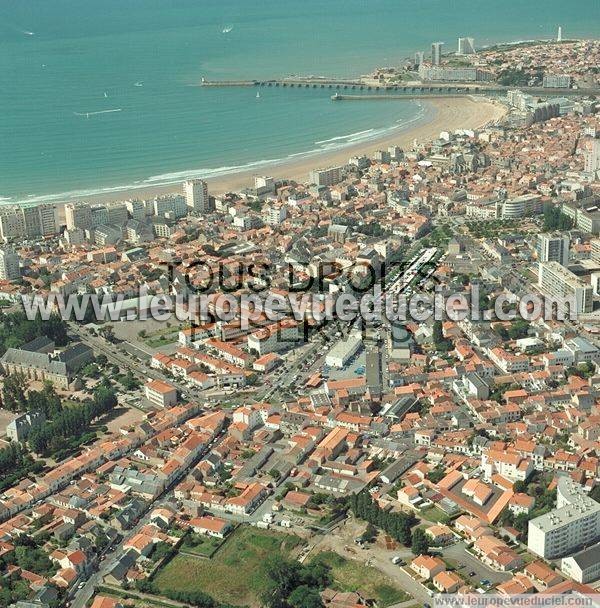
[[314, 129, 374, 145], [2, 102, 433, 205]]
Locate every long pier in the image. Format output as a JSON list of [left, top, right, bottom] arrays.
[[199, 78, 600, 98]]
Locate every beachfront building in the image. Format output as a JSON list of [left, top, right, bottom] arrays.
[[0, 204, 58, 241], [65, 202, 93, 231], [418, 65, 492, 82], [457, 37, 476, 55], [309, 166, 343, 187], [184, 179, 211, 214], [431, 42, 443, 65]]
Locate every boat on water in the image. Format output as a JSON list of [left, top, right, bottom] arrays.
[[134, 82, 143, 87], [222, 26, 233, 33], [256, 91, 260, 99]]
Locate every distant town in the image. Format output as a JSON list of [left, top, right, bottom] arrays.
[[1, 34, 600, 608]]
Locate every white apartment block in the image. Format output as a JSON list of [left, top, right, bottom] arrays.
[[144, 379, 178, 408], [0, 205, 59, 241], [528, 477, 600, 559], [309, 166, 342, 187], [184, 179, 210, 213], [264, 205, 287, 226], [538, 261, 593, 314], [65, 203, 92, 231], [500, 194, 543, 219], [592, 238, 600, 263], [0, 248, 21, 281]]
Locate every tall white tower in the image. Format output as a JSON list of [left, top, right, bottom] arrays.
[[557, 26, 562, 42], [183, 179, 210, 214]]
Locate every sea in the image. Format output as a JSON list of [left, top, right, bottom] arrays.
[[1, 0, 599, 204]]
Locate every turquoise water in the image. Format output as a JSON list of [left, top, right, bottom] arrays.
[[1, 0, 599, 203]]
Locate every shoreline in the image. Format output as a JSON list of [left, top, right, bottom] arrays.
[[10, 96, 507, 209]]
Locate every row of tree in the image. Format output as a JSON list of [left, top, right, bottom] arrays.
[[347, 490, 417, 546], [543, 205, 573, 231], [0, 310, 68, 357], [28, 381, 117, 456]]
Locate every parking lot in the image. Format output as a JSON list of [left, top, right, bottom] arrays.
[[443, 540, 512, 588]]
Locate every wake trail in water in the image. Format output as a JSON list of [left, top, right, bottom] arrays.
[[74, 108, 123, 117]]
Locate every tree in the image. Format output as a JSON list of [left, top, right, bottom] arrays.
[[288, 586, 323, 608], [513, 480, 528, 494], [543, 205, 573, 231], [120, 370, 141, 391], [99, 325, 116, 343], [2, 372, 27, 412], [362, 523, 377, 543], [260, 556, 330, 608], [347, 490, 416, 547], [432, 321, 451, 352], [411, 527, 430, 555], [426, 466, 446, 484]]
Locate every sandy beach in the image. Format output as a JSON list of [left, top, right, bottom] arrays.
[[64, 96, 507, 206]]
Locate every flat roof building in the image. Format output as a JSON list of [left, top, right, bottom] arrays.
[[528, 477, 600, 559], [538, 261, 593, 314]]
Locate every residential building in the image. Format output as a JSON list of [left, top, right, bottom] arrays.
[[184, 179, 211, 213], [309, 166, 342, 187], [418, 65, 493, 82], [431, 42, 443, 66], [528, 477, 600, 559], [537, 232, 570, 266], [457, 37, 475, 55], [561, 544, 600, 584], [538, 261, 593, 314], [499, 194, 543, 219], [591, 238, 600, 264], [144, 379, 178, 408], [65, 203, 92, 231], [585, 138, 600, 175], [0, 247, 21, 280]]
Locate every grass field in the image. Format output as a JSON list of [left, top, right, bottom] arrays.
[[153, 526, 305, 607], [419, 506, 451, 523], [180, 533, 223, 557], [312, 551, 410, 607]]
